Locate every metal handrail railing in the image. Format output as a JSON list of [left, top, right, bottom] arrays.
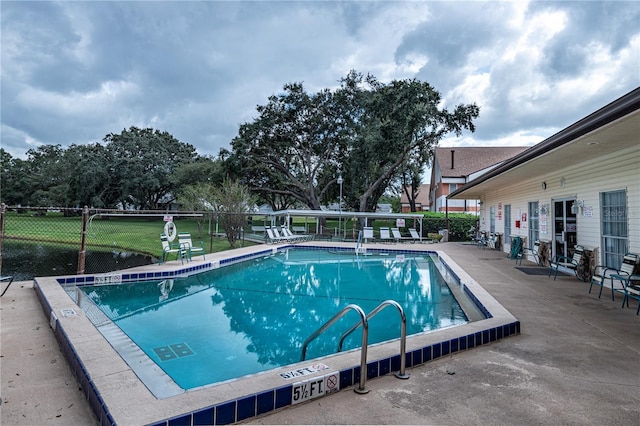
[[300, 304, 369, 394], [338, 300, 409, 379], [355, 230, 364, 254]]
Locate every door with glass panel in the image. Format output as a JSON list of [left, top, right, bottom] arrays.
[[553, 198, 577, 258]]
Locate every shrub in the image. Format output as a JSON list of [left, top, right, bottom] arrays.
[[419, 212, 478, 242], [428, 232, 443, 243]]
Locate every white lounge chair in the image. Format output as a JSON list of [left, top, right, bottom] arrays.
[[408, 228, 421, 243], [273, 227, 292, 242], [391, 228, 405, 243], [379, 227, 392, 243], [281, 227, 310, 242], [266, 228, 283, 243], [363, 226, 374, 242]]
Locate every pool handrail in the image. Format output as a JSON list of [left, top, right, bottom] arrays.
[[355, 230, 364, 254], [337, 299, 409, 379], [300, 303, 370, 394]]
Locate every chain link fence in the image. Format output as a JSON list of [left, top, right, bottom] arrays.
[[0, 204, 230, 280], [0, 203, 477, 281]]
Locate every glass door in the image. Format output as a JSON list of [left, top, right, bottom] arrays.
[[553, 199, 577, 258]]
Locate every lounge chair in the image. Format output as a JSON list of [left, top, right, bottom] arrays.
[[589, 253, 639, 301], [363, 226, 374, 242], [177, 232, 206, 261], [273, 227, 294, 242], [266, 227, 287, 243], [0, 276, 14, 297], [391, 228, 405, 243], [379, 227, 392, 243], [281, 227, 310, 242], [160, 233, 186, 264], [548, 245, 584, 280], [408, 228, 421, 243]]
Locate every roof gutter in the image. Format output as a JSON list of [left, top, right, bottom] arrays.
[[448, 87, 640, 199]]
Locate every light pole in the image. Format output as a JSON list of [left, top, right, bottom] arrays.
[[337, 173, 343, 239]]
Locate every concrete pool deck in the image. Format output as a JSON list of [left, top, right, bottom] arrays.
[[1, 242, 639, 425]]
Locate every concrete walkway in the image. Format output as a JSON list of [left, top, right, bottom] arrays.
[[2, 242, 639, 425]]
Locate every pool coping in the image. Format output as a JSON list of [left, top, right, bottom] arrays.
[[34, 242, 520, 426]]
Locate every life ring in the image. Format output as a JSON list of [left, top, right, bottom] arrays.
[[164, 221, 177, 242]]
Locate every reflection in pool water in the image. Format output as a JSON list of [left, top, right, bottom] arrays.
[[81, 249, 471, 389], [2, 240, 153, 280]]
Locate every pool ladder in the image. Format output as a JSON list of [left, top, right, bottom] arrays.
[[300, 300, 409, 394], [355, 230, 365, 254]]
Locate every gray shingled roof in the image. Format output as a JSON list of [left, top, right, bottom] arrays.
[[435, 146, 530, 177]]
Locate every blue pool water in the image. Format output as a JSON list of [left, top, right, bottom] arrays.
[[81, 248, 470, 389]]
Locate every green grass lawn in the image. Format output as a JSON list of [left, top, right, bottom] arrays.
[[3, 212, 257, 258], [3, 211, 424, 258]]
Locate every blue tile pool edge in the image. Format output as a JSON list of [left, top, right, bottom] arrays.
[[150, 320, 521, 426], [34, 244, 520, 425]]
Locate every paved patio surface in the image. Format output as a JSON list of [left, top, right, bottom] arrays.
[[1, 242, 639, 425]]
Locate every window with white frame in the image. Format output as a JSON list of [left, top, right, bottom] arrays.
[[504, 204, 511, 244], [600, 190, 627, 268]]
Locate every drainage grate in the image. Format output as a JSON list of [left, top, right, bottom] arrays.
[[153, 343, 194, 361]]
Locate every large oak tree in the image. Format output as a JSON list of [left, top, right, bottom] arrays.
[[227, 71, 479, 214]]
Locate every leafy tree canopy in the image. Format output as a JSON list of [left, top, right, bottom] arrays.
[[104, 127, 200, 209], [1, 127, 214, 210], [227, 71, 479, 216]]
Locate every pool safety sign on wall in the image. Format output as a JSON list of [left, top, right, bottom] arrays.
[[291, 371, 340, 405]]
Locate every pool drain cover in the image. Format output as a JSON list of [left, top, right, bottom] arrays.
[[153, 343, 194, 361]]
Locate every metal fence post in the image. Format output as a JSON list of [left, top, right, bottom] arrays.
[[77, 206, 89, 275], [0, 203, 5, 275]]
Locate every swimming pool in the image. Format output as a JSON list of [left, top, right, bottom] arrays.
[[34, 242, 520, 425], [77, 249, 477, 390]]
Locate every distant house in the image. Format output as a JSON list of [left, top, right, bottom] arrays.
[[429, 146, 529, 214], [400, 184, 431, 212]]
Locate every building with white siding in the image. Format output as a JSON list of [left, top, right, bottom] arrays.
[[448, 87, 640, 270]]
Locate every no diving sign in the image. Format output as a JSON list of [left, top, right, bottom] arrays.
[[291, 371, 340, 405]]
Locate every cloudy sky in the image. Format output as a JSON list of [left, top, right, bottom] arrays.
[[2, 1, 639, 163]]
